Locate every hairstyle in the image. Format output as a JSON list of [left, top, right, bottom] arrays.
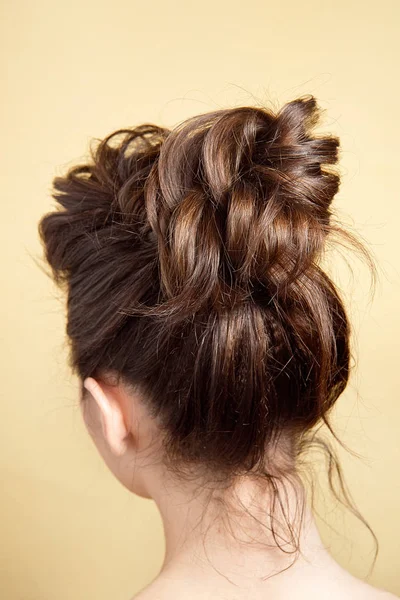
[[38, 95, 377, 565]]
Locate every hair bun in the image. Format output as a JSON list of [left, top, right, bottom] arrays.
[[143, 95, 340, 318]]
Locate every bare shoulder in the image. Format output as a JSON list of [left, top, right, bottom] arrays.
[[129, 586, 154, 600], [130, 577, 400, 600], [352, 581, 399, 600], [131, 588, 399, 600], [129, 569, 399, 600], [129, 580, 167, 600], [131, 584, 400, 600]]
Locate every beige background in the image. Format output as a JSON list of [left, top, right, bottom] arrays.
[[1, 0, 399, 598]]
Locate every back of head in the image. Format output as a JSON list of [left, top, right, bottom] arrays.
[[38, 95, 375, 493]]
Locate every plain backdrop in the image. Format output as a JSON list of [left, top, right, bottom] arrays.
[[1, 1, 399, 598]]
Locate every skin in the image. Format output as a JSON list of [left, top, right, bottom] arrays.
[[81, 375, 398, 600]]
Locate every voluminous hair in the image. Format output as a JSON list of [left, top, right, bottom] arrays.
[[38, 94, 377, 561]]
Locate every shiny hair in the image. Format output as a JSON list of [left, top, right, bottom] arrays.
[[38, 95, 377, 564]]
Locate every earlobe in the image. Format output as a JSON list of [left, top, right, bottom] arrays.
[[83, 377, 129, 456]]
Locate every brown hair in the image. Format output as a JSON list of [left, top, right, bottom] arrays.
[[38, 95, 377, 564]]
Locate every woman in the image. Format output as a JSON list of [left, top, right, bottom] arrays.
[[38, 95, 397, 599]]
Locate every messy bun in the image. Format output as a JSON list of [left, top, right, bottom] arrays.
[[38, 95, 377, 554]]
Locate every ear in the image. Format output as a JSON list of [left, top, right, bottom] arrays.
[[83, 376, 129, 456]]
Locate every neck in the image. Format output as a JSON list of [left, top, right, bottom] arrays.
[[147, 469, 341, 594]]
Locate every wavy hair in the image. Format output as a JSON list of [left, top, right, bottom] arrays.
[[38, 95, 378, 567]]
